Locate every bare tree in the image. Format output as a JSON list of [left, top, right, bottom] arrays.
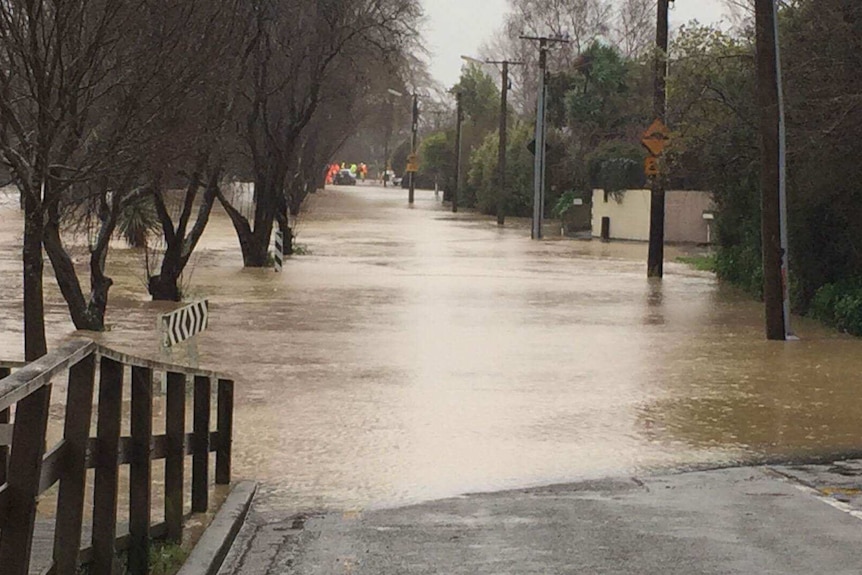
[[0, 0, 251, 349], [0, 0, 148, 353], [217, 0, 423, 267], [614, 0, 655, 57], [492, 0, 613, 114], [141, 1, 249, 300]]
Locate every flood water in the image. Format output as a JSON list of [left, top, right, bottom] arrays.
[[2, 184, 862, 515]]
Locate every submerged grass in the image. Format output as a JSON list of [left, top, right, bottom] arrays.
[[676, 254, 717, 272]]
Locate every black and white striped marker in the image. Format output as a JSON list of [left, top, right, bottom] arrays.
[[274, 230, 284, 273], [161, 300, 209, 347]]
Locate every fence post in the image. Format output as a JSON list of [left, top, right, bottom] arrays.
[[192, 375, 211, 512], [0, 366, 9, 485], [129, 366, 153, 575], [165, 372, 186, 543], [216, 379, 234, 485], [53, 355, 97, 575], [0, 385, 53, 575], [92, 357, 123, 575]]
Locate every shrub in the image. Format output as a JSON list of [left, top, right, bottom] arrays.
[[810, 281, 862, 335]]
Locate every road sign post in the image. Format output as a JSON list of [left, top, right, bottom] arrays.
[[158, 300, 210, 385], [274, 230, 284, 273], [647, 0, 671, 278]]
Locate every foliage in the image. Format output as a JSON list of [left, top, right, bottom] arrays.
[[552, 190, 584, 219], [148, 542, 189, 575], [586, 140, 646, 193], [665, 24, 764, 298], [810, 281, 862, 336], [666, 4, 862, 331], [466, 122, 536, 217], [292, 243, 312, 256], [467, 131, 500, 214], [565, 42, 637, 133], [676, 254, 717, 273], [418, 131, 454, 180], [452, 65, 500, 134], [445, 65, 504, 207], [545, 41, 651, 208], [117, 195, 159, 249]]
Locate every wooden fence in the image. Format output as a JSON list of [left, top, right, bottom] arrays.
[[0, 339, 235, 575]]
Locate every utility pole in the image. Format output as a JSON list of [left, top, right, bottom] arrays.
[[488, 60, 523, 225], [756, 0, 792, 340], [647, 0, 670, 277], [497, 60, 509, 226], [462, 55, 523, 225], [497, 61, 510, 225], [521, 35, 568, 240], [408, 92, 419, 204], [453, 90, 463, 213]]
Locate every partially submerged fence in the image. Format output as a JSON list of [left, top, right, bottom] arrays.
[[0, 340, 235, 575]]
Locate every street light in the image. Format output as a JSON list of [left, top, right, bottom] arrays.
[[460, 55, 523, 225]]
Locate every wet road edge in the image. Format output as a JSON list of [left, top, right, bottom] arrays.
[[219, 462, 862, 574]]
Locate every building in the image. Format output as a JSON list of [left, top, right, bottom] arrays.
[[591, 189, 715, 244]]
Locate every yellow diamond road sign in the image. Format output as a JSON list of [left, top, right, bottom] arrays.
[[645, 156, 659, 177], [406, 153, 419, 173], [641, 119, 670, 157]]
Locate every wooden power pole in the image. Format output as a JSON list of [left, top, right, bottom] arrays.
[[408, 92, 419, 204], [756, 0, 792, 340], [497, 61, 510, 225], [647, 0, 670, 278], [461, 55, 523, 225], [453, 91, 463, 213]]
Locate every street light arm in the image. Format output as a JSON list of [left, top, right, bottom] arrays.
[[460, 55, 485, 65]]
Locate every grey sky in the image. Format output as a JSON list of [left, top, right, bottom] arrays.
[[423, 0, 733, 89]]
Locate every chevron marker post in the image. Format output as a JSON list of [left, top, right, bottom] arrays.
[[274, 230, 284, 273], [160, 300, 209, 347]]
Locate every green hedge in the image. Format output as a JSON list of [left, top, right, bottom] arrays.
[[809, 280, 862, 335]]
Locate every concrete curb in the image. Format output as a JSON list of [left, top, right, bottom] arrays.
[[176, 481, 257, 575]]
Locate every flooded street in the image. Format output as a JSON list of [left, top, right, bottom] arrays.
[[3, 185, 862, 515]]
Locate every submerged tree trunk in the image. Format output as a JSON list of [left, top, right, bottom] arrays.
[[148, 274, 181, 301], [43, 195, 114, 332], [22, 191, 47, 361], [149, 171, 220, 301], [43, 223, 111, 331], [217, 164, 284, 267]]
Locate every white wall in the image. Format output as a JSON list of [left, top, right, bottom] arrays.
[[592, 189, 652, 241], [591, 190, 714, 243]]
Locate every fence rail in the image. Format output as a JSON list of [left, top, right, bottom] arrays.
[[0, 340, 235, 575]]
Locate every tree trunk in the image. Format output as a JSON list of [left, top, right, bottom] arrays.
[[22, 191, 47, 361], [43, 201, 110, 331], [218, 167, 282, 267], [148, 273, 181, 302]]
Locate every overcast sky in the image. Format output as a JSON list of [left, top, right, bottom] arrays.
[[423, 0, 733, 88]]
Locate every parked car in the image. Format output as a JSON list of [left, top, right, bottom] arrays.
[[334, 169, 357, 185]]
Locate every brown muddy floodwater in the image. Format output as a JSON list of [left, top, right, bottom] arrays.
[[2, 185, 862, 515]]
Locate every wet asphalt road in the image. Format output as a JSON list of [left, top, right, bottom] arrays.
[[221, 466, 862, 575]]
